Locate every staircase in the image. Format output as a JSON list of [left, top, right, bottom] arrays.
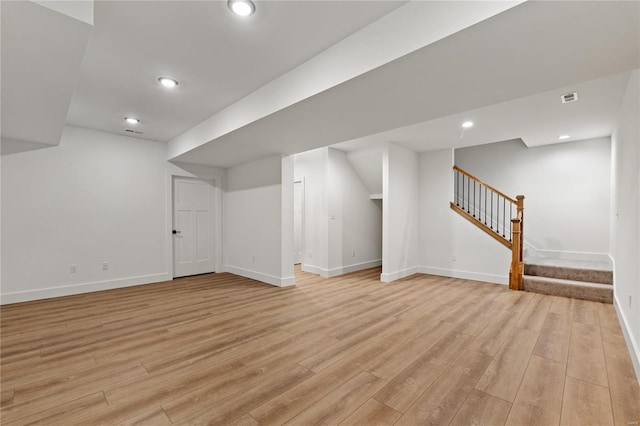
[[450, 166, 614, 303], [450, 166, 525, 290], [523, 258, 613, 303]]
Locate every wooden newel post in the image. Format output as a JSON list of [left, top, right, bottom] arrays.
[[516, 195, 525, 264], [509, 219, 522, 290], [509, 195, 525, 291]]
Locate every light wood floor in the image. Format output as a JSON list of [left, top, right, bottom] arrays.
[[1, 268, 639, 425]]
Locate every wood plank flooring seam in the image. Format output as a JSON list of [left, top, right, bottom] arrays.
[[502, 328, 543, 423], [558, 307, 574, 426]]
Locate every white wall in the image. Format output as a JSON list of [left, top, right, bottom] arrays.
[[294, 147, 382, 277], [382, 143, 419, 282], [611, 69, 640, 381], [345, 149, 383, 195], [1, 126, 3, 292], [327, 148, 382, 275], [455, 138, 611, 261], [224, 155, 293, 286], [1, 126, 170, 303], [419, 148, 510, 284]]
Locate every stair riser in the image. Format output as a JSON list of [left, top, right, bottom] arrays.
[[523, 278, 613, 304], [524, 264, 613, 285]]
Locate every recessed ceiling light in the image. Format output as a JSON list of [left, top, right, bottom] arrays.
[[125, 117, 140, 125], [228, 0, 255, 16], [462, 121, 474, 128], [158, 77, 179, 88], [558, 135, 571, 140]]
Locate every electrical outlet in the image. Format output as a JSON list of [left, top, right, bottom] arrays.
[[252, 255, 255, 263], [352, 250, 356, 257], [452, 255, 457, 262], [102, 262, 109, 271], [308, 252, 313, 258], [70, 264, 77, 274]]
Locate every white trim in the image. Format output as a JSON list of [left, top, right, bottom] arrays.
[[418, 266, 508, 285], [301, 263, 324, 276], [326, 259, 383, 277], [380, 266, 420, 283], [223, 265, 295, 287], [301, 259, 382, 278], [0, 273, 171, 305], [614, 295, 640, 384], [293, 178, 305, 266]]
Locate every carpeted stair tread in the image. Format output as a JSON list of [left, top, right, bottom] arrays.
[[523, 275, 613, 303], [524, 263, 613, 285]]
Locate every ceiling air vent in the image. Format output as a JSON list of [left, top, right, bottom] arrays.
[[561, 92, 578, 103], [125, 129, 143, 134]]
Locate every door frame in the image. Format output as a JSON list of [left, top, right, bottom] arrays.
[[166, 169, 223, 279], [293, 178, 305, 265]]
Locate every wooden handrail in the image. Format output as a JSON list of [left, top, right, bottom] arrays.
[[453, 165, 517, 204]]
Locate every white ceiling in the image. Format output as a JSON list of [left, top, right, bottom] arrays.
[[174, 0, 640, 167], [167, 1, 524, 159], [65, 0, 405, 142], [332, 71, 633, 153], [2, 0, 639, 166]]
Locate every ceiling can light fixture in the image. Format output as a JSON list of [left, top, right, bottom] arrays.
[[462, 121, 474, 128], [558, 135, 571, 140], [158, 77, 179, 88], [125, 117, 140, 125], [228, 0, 255, 16]]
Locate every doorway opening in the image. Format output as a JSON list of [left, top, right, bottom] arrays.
[[293, 179, 305, 266]]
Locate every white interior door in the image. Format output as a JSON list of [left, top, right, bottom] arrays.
[[293, 180, 304, 264], [173, 177, 216, 277]]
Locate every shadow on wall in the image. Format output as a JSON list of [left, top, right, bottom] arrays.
[[170, 161, 225, 182], [225, 155, 282, 192], [1, 138, 57, 156]]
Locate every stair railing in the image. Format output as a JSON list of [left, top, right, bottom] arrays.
[[451, 166, 525, 290]]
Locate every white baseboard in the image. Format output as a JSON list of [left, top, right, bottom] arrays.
[[301, 263, 324, 276], [418, 266, 508, 285], [614, 295, 640, 384], [328, 259, 382, 277], [0, 273, 172, 305], [302, 259, 382, 278], [280, 276, 296, 287], [222, 265, 295, 287], [380, 266, 420, 283]]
